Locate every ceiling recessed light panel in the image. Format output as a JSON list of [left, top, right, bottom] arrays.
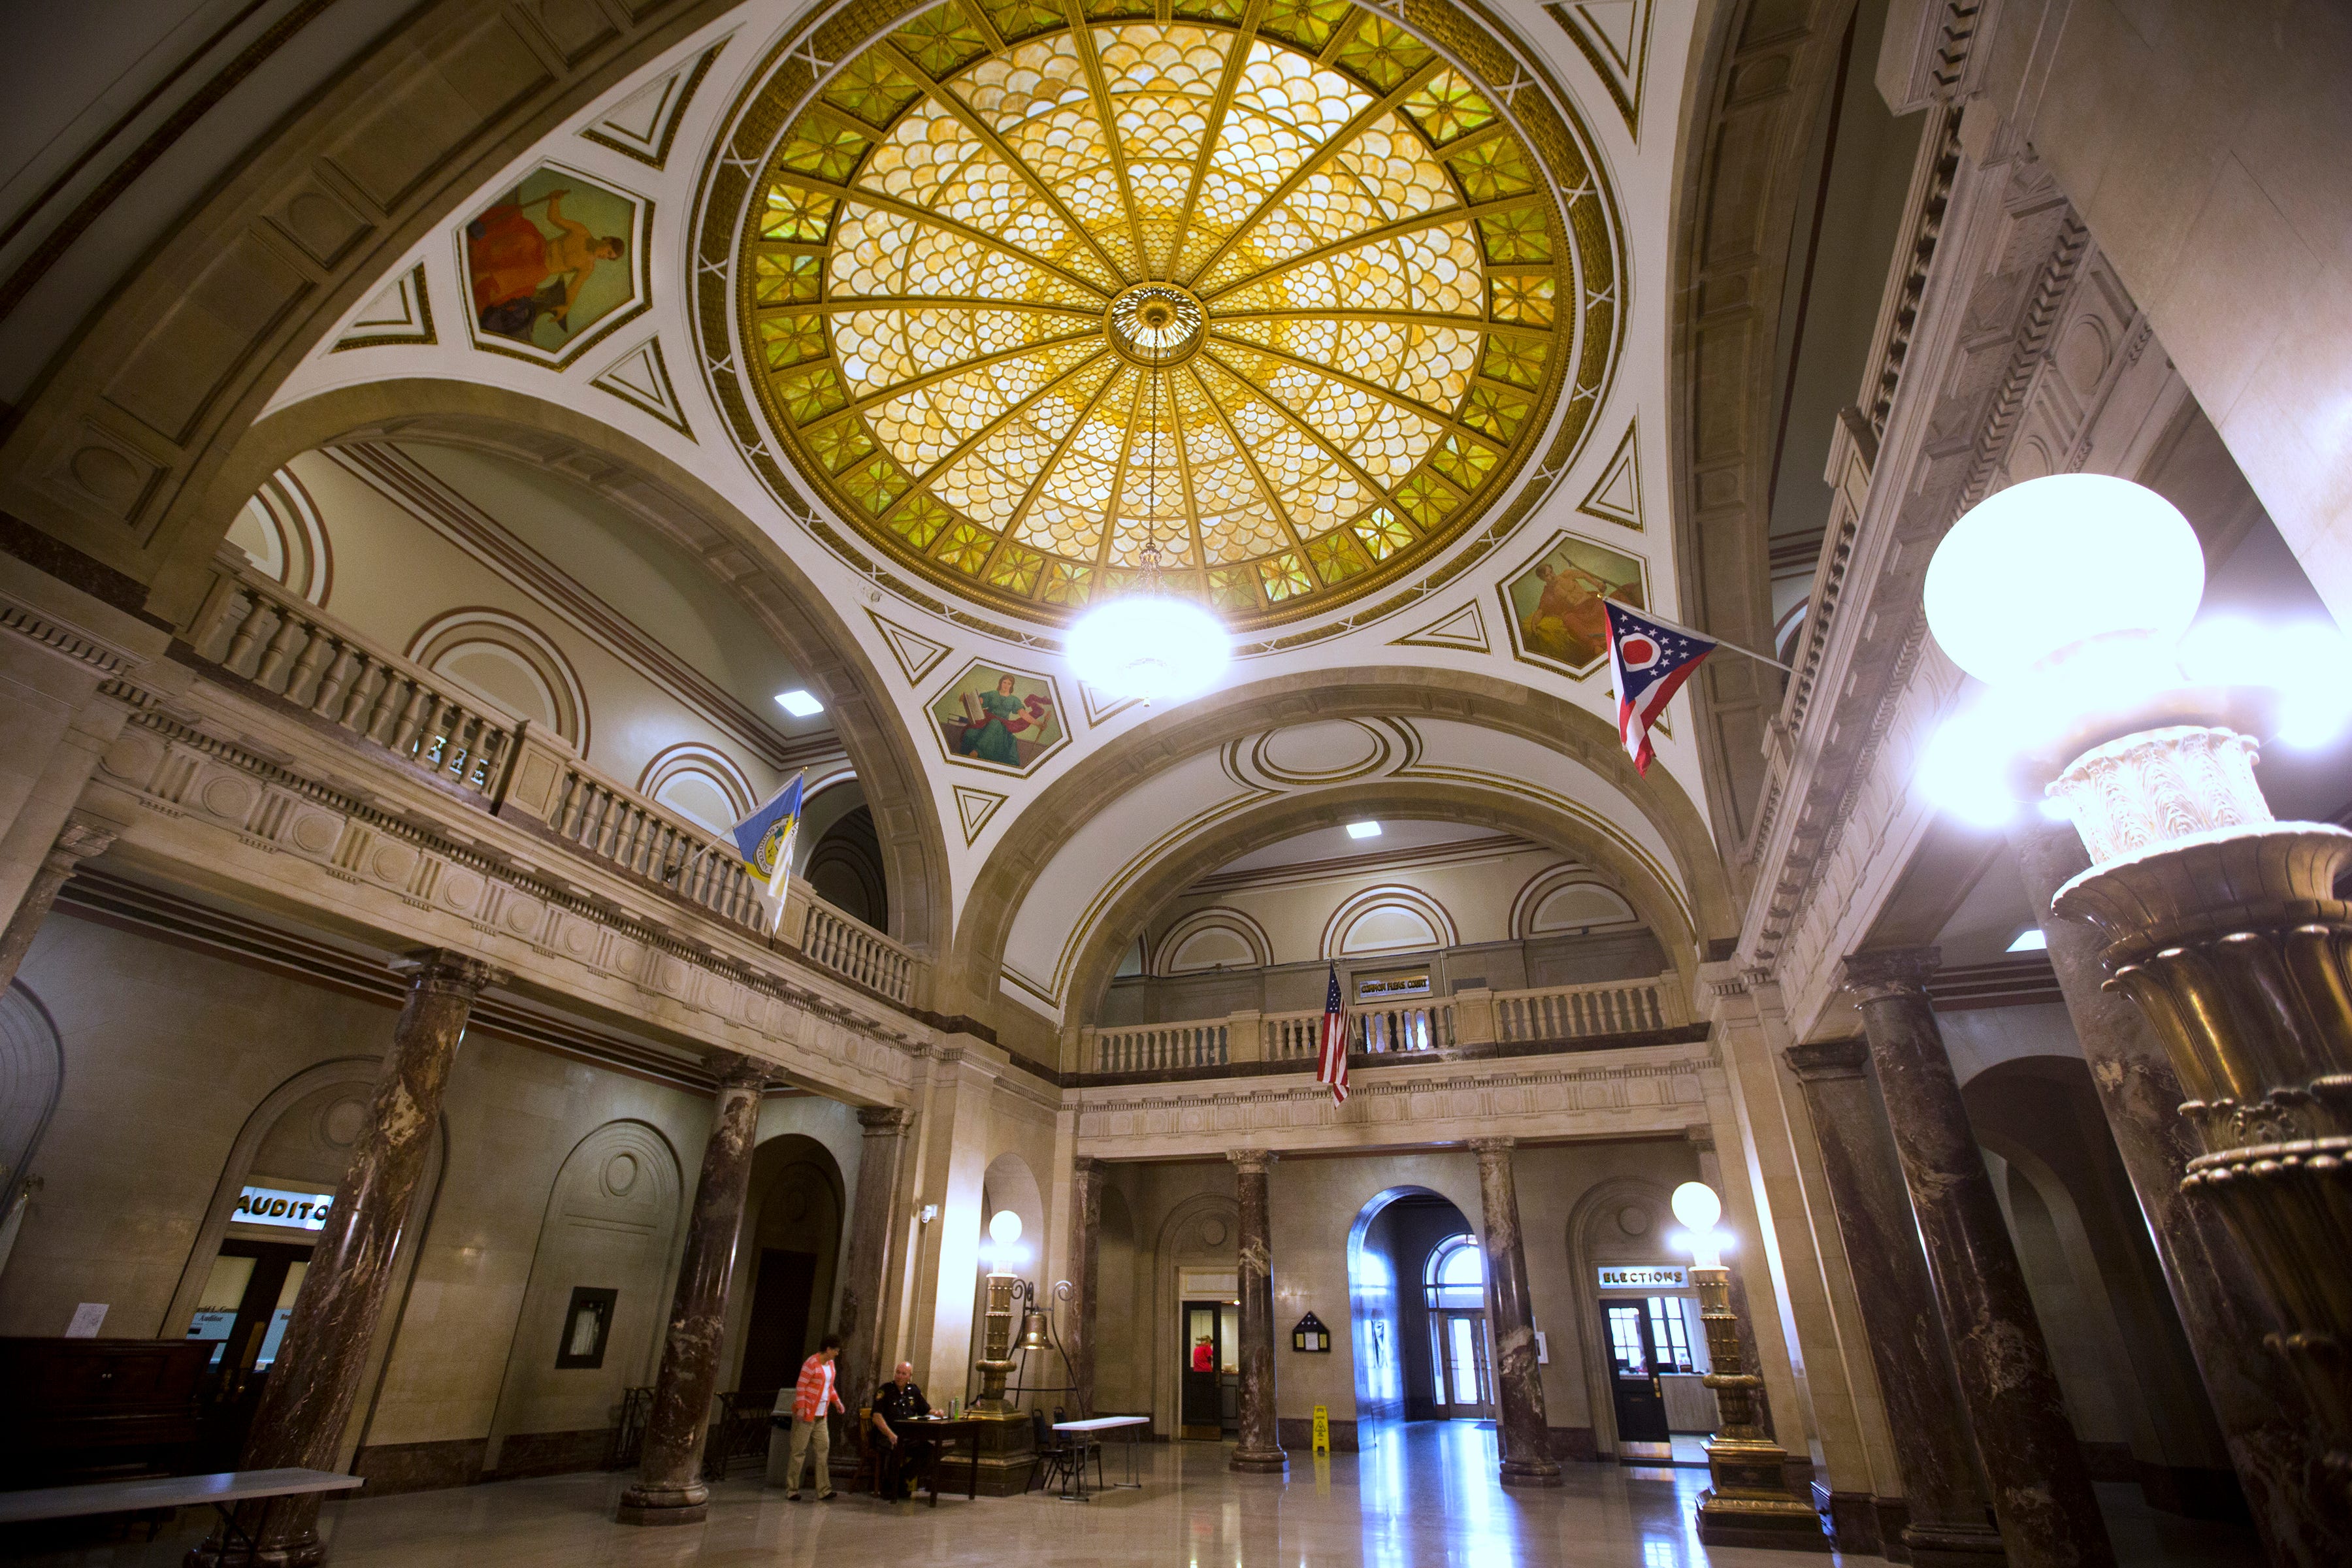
[[2006, 928, 2047, 953], [1347, 821, 1382, 840], [775, 689, 825, 717]]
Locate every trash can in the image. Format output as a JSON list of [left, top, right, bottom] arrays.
[[766, 1412, 795, 1487]]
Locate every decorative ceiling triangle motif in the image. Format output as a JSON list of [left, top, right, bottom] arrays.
[[580, 42, 723, 169], [1390, 602, 1490, 653], [953, 785, 1007, 846], [1576, 421, 1643, 531], [1079, 682, 1139, 730], [591, 336, 693, 437], [333, 264, 434, 350], [1543, 0, 1654, 137], [865, 608, 951, 685]]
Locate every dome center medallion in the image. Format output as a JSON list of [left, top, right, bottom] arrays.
[[1107, 283, 1204, 367]]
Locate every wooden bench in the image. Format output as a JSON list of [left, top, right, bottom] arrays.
[[0, 1467, 364, 1552]]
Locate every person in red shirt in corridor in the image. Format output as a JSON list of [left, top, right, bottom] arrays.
[[783, 1335, 846, 1501]]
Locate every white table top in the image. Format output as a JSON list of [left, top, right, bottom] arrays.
[[1052, 1415, 1151, 1432], [0, 1468, 364, 1524]]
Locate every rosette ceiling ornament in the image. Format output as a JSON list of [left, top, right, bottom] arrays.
[[713, 0, 1622, 632]]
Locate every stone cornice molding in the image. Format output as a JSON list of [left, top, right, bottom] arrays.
[[1838, 949, 1942, 1004], [1782, 1038, 1871, 1081], [82, 673, 924, 1104]]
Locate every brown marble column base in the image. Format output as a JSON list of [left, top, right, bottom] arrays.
[[613, 1481, 710, 1526], [183, 1524, 324, 1568], [1498, 1456, 1564, 1488], [1228, 1446, 1291, 1474], [1901, 1521, 2010, 1567], [1695, 1439, 1832, 1553]]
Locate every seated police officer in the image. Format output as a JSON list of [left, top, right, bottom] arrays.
[[870, 1361, 933, 1498]]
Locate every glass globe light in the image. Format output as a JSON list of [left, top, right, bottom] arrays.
[[1923, 474, 2204, 689], [1067, 593, 1230, 702], [1670, 1181, 1721, 1233], [988, 1209, 1023, 1247]]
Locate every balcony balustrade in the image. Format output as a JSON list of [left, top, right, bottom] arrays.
[[182, 548, 923, 1007]]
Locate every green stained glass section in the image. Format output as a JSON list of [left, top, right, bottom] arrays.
[[1171, 0, 1245, 20], [979, 0, 1064, 40], [1333, 16, 1431, 92], [892, 5, 990, 76], [1258, 0, 1354, 51], [842, 451, 911, 511], [777, 119, 870, 182], [1038, 561, 1094, 606], [753, 252, 823, 306], [1258, 552, 1314, 602], [809, 421, 877, 474], [1208, 565, 1261, 612], [1401, 71, 1494, 144], [1446, 137, 1535, 202], [1481, 331, 1545, 390], [1306, 530, 1367, 584], [934, 519, 997, 572], [823, 52, 926, 126], [1393, 469, 1458, 527], [987, 544, 1047, 593], [760, 185, 837, 242], [890, 494, 954, 549], [1428, 433, 1495, 491], [1478, 206, 1550, 264], [1353, 509, 1413, 561], [1460, 383, 1529, 441], [779, 364, 847, 421]]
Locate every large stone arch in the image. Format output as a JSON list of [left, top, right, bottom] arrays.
[[180, 378, 952, 963], [1665, 0, 1857, 854], [1056, 779, 1705, 1032], [953, 667, 1735, 1024], [0, 0, 739, 602]]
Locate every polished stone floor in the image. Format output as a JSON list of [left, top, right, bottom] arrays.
[[5, 1422, 2264, 1566]]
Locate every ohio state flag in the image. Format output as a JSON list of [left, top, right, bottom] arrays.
[[1604, 601, 1715, 776]]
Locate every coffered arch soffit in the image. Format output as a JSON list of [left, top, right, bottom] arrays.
[[219, 377, 953, 958], [237, 0, 1714, 945]]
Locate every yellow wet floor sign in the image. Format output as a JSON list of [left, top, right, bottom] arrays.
[[1312, 1404, 1330, 1454]]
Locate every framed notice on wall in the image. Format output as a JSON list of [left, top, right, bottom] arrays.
[[556, 1286, 617, 1369]]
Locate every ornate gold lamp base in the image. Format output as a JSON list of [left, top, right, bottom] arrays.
[[2048, 727, 2352, 1502], [1690, 1264, 1829, 1552]]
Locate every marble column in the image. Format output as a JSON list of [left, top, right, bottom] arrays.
[[1471, 1137, 1561, 1486], [1067, 1156, 1105, 1416], [617, 1053, 768, 1526], [1840, 949, 2114, 1568], [194, 949, 502, 1567], [836, 1105, 909, 1411], [0, 811, 114, 993], [1783, 1041, 2004, 1567], [1228, 1149, 1286, 1473], [2012, 821, 2348, 1567], [1684, 1128, 1775, 1443]]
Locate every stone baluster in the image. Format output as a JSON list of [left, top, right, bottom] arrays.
[[193, 950, 503, 1567], [1471, 1137, 1561, 1486], [619, 1053, 769, 1526], [1228, 1149, 1286, 1473], [1782, 1041, 2005, 1566], [1840, 949, 2115, 1568]]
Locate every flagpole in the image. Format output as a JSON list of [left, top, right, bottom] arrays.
[[1605, 598, 1794, 673]]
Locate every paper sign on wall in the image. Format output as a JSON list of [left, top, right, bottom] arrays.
[[65, 1303, 106, 1337]]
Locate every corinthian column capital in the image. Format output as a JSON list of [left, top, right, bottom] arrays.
[[389, 948, 505, 998], [1837, 947, 1940, 1004]]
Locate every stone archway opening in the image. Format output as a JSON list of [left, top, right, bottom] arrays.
[[1347, 1185, 1480, 1435]]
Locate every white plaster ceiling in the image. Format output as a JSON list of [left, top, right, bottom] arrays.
[[255, 0, 1716, 1012]]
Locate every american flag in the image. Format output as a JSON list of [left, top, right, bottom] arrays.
[[1317, 962, 1350, 1105], [1605, 600, 1716, 776]]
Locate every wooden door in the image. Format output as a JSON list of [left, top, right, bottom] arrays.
[[737, 1249, 818, 1405], [1602, 1300, 1671, 1445]]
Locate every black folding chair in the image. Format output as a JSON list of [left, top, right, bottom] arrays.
[[1025, 1408, 1075, 1495]]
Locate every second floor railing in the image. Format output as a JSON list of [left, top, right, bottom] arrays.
[[189, 553, 517, 796], [1085, 974, 1690, 1076], [182, 548, 923, 1007]]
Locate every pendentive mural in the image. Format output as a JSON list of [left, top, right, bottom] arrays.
[[463, 165, 650, 365], [930, 659, 1067, 775], [1499, 531, 1646, 677]]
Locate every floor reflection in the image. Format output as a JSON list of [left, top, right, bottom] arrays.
[[3, 1418, 2264, 1568]]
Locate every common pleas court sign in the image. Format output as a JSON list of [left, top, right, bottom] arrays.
[[1596, 1265, 1689, 1290]]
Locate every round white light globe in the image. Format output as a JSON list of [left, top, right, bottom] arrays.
[[988, 1209, 1023, 1247], [1067, 593, 1230, 702], [1670, 1181, 1722, 1233], [1923, 474, 2204, 689]]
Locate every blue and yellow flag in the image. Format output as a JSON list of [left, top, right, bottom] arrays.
[[730, 772, 806, 896]]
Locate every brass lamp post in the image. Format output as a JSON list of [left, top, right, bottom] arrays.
[[972, 1209, 1025, 1412], [1918, 474, 2352, 1503], [1674, 1181, 1828, 1552]]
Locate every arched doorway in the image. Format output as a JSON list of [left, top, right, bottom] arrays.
[[0, 983, 64, 1284], [1347, 1187, 1484, 1431], [727, 1135, 844, 1408]]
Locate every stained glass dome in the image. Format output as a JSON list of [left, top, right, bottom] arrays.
[[730, 0, 1605, 630]]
